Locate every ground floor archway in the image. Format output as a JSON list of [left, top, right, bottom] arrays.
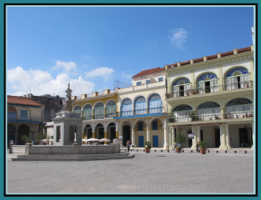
[[17, 124, 29, 145]]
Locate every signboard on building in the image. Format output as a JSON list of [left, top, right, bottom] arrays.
[[188, 133, 194, 139], [119, 136, 123, 140]]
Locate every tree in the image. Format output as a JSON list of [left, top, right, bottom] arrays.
[[174, 133, 187, 148]]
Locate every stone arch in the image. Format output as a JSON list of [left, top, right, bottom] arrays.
[[197, 101, 220, 110], [133, 118, 148, 129], [82, 123, 93, 133], [196, 72, 218, 82], [93, 122, 105, 131], [173, 104, 193, 112], [105, 99, 116, 107], [83, 103, 92, 110], [121, 98, 132, 105], [94, 101, 104, 108], [147, 93, 161, 101], [170, 77, 190, 87], [8, 106, 17, 113], [224, 66, 249, 78], [223, 96, 253, 108], [17, 124, 30, 145], [148, 117, 164, 127], [73, 105, 81, 112], [225, 98, 253, 107], [133, 95, 146, 104], [119, 120, 133, 129], [194, 100, 221, 110]]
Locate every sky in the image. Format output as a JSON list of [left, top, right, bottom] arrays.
[[7, 6, 254, 97]]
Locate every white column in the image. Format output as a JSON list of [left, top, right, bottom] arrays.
[[225, 124, 230, 149], [118, 129, 123, 147], [191, 125, 197, 150], [197, 126, 200, 142], [163, 118, 169, 150], [171, 127, 174, 149], [15, 132, 17, 145], [146, 127, 150, 142], [219, 124, 227, 150], [251, 123, 254, 150], [131, 128, 136, 147]]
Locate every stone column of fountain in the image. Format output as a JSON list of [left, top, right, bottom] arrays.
[[52, 83, 82, 146]]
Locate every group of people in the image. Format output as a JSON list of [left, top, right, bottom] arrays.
[[174, 141, 201, 153]]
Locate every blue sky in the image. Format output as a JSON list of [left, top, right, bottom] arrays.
[[7, 6, 254, 97]]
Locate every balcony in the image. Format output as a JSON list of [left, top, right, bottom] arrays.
[[82, 113, 116, 121], [115, 107, 164, 117], [8, 116, 42, 122], [168, 111, 254, 123], [165, 81, 253, 99]]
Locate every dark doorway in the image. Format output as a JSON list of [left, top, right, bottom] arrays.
[[8, 124, 16, 148], [215, 128, 220, 147], [179, 85, 184, 96], [17, 124, 29, 145], [87, 129, 92, 138], [110, 127, 116, 142], [205, 81, 210, 93], [239, 128, 250, 147], [123, 125, 131, 147]]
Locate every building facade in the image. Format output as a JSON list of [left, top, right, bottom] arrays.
[[7, 96, 45, 145], [115, 67, 169, 149], [27, 93, 64, 122], [165, 46, 254, 150], [71, 89, 119, 143]]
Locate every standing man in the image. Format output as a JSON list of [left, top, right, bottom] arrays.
[[32, 140, 35, 145], [177, 141, 181, 154]]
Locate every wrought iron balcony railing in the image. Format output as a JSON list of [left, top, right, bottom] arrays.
[[8, 116, 42, 122], [116, 107, 164, 117], [165, 81, 253, 99], [168, 111, 254, 123]]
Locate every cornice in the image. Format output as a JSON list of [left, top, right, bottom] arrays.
[[74, 93, 117, 103], [166, 51, 253, 75]]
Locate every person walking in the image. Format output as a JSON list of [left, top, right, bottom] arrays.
[[126, 140, 130, 152], [196, 141, 200, 153], [32, 140, 35, 145], [177, 141, 181, 154]]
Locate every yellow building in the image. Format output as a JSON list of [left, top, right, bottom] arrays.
[[72, 89, 118, 143], [165, 46, 254, 150]]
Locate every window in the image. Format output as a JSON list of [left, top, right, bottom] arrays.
[[158, 77, 163, 82], [136, 82, 141, 86], [138, 122, 143, 131], [56, 126, 61, 142], [152, 120, 158, 130], [20, 110, 28, 121], [146, 80, 151, 84]]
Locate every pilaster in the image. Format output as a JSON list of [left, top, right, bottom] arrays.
[[131, 128, 136, 147], [219, 123, 227, 150], [191, 125, 197, 150]]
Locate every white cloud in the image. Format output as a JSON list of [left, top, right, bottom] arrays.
[[7, 66, 94, 97], [51, 60, 77, 72], [122, 71, 132, 79], [169, 28, 187, 49], [85, 67, 114, 81]]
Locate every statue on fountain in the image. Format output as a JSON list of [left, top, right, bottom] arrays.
[[63, 83, 74, 112]]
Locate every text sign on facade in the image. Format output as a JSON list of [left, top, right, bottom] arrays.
[[188, 133, 194, 139], [119, 136, 123, 140]]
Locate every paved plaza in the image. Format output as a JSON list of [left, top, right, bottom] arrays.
[[7, 150, 254, 194]]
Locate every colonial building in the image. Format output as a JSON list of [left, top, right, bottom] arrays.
[[115, 67, 169, 149], [7, 96, 45, 145], [71, 89, 118, 143], [26, 93, 64, 122], [165, 46, 254, 150]]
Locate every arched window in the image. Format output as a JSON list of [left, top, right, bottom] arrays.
[[173, 105, 193, 122], [94, 102, 104, 119], [83, 104, 92, 120], [226, 98, 253, 118], [197, 102, 221, 120], [135, 96, 146, 115], [121, 98, 132, 116], [20, 109, 29, 121], [106, 100, 117, 118], [173, 78, 190, 97], [8, 106, 17, 120], [73, 105, 81, 113], [149, 94, 162, 113], [197, 73, 218, 94], [225, 67, 250, 90]]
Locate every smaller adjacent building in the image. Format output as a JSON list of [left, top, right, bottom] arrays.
[[7, 95, 45, 145]]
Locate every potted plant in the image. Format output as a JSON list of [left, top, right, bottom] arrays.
[[165, 93, 170, 99], [200, 141, 208, 154], [144, 141, 152, 153], [210, 118, 212, 120], [215, 115, 219, 120], [227, 113, 231, 119], [175, 145, 179, 153], [186, 90, 190, 96], [189, 112, 196, 121], [236, 115, 238, 119], [192, 90, 197, 95], [174, 134, 187, 153], [205, 89, 210, 93]]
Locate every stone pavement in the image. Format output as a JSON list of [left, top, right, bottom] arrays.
[[7, 150, 254, 194]]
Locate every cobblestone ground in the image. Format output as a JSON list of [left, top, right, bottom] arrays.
[[7, 151, 254, 194]]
